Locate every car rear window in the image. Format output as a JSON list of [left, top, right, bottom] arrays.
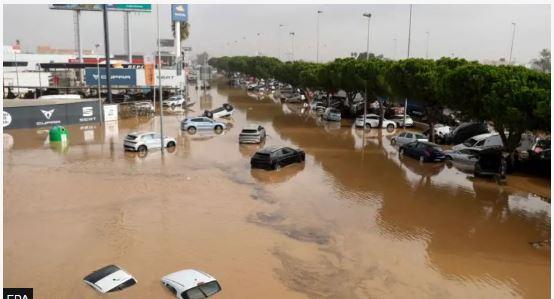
[[126, 135, 137, 140], [199, 281, 221, 296], [242, 129, 258, 134], [463, 138, 477, 147], [254, 152, 270, 159]]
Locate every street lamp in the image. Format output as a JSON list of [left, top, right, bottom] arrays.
[[393, 38, 397, 59], [278, 24, 285, 60], [94, 44, 101, 100], [256, 32, 261, 56], [509, 22, 516, 64], [362, 12, 371, 130], [403, 4, 413, 131], [425, 31, 430, 59], [289, 32, 295, 61], [316, 10, 323, 63]]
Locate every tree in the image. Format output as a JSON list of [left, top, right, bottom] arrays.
[[171, 22, 190, 44], [196, 52, 209, 65], [333, 58, 364, 108], [357, 58, 393, 126], [446, 64, 551, 151], [530, 49, 551, 73]]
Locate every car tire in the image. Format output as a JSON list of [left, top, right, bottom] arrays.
[[171, 103, 176, 109], [187, 126, 197, 134], [391, 138, 397, 145], [138, 145, 147, 152], [167, 141, 176, 148], [365, 123, 371, 129], [274, 162, 281, 170], [214, 125, 223, 132], [386, 124, 395, 132]]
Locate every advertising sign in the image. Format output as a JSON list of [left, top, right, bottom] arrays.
[[3, 101, 101, 129], [103, 104, 119, 122], [159, 39, 175, 47], [85, 68, 137, 86], [144, 55, 155, 86], [49, 4, 151, 12], [171, 4, 188, 22]]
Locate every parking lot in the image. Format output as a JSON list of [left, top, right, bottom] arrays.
[[3, 81, 550, 298]]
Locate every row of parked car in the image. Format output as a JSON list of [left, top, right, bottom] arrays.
[[84, 264, 221, 298]]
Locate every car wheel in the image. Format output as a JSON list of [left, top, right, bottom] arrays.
[[187, 126, 197, 134], [365, 123, 371, 129], [274, 162, 281, 170], [214, 125, 223, 132], [167, 141, 176, 148], [391, 138, 396, 145], [386, 124, 395, 132], [138, 145, 147, 152]]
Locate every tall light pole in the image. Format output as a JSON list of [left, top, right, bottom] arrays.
[[290, 32, 295, 61], [156, 4, 165, 152], [95, 43, 103, 123], [393, 38, 397, 59], [278, 24, 285, 60], [425, 31, 430, 59], [403, 4, 413, 131], [14, 51, 20, 98], [362, 13, 371, 130], [508, 22, 516, 64], [316, 10, 323, 63], [256, 32, 261, 56], [102, 5, 112, 104]]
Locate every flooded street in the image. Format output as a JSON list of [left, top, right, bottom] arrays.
[[4, 81, 550, 298]]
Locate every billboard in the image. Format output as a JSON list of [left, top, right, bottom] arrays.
[[159, 39, 175, 47], [49, 4, 151, 12], [171, 4, 188, 22], [144, 55, 155, 86], [3, 101, 101, 129], [85, 68, 137, 86]]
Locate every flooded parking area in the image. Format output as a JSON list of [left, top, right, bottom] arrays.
[[4, 81, 550, 298]]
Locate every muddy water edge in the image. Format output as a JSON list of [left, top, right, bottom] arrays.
[[4, 79, 550, 298]]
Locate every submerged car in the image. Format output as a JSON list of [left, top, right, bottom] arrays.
[[83, 265, 137, 294], [474, 146, 508, 179], [391, 131, 428, 147], [203, 103, 234, 118], [354, 114, 396, 130], [322, 107, 341, 122], [399, 141, 446, 162], [123, 131, 176, 152], [452, 133, 503, 151], [161, 269, 222, 299], [443, 122, 489, 145], [423, 123, 452, 144], [390, 114, 414, 127], [181, 117, 226, 134], [163, 95, 187, 108], [251, 146, 305, 170], [239, 124, 266, 144]]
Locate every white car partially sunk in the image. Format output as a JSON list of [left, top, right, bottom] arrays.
[[354, 113, 396, 130], [124, 131, 176, 152], [162, 269, 222, 299], [83, 265, 137, 293]]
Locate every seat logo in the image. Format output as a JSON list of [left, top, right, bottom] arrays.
[[40, 109, 55, 119], [82, 106, 93, 117]]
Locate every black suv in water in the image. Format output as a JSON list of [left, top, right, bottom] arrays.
[[251, 146, 305, 170], [443, 122, 489, 145]]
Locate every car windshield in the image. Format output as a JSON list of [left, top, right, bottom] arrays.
[[463, 137, 477, 147], [126, 135, 137, 140], [199, 281, 221, 296]]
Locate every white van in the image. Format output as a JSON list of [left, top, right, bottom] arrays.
[[452, 133, 503, 150]]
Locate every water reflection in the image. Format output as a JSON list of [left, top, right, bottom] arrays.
[[250, 162, 305, 184]]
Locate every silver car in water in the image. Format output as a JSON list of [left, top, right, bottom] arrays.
[[239, 124, 266, 144]]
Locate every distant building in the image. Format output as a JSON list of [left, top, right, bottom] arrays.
[[36, 45, 93, 55]]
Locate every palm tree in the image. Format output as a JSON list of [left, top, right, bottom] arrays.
[[171, 21, 190, 44]]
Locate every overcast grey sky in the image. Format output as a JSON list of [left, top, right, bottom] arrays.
[[3, 4, 551, 64]]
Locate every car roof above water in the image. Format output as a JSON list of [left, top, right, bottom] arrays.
[[127, 131, 155, 137], [258, 145, 286, 154], [162, 269, 217, 291]]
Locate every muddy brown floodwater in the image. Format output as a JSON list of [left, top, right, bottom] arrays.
[[4, 80, 551, 299]]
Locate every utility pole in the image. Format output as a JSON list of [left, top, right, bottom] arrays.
[[403, 4, 413, 131], [256, 32, 261, 56], [14, 52, 20, 98], [74, 10, 83, 84], [102, 5, 112, 104], [316, 10, 323, 62], [509, 22, 516, 64], [363, 13, 371, 130], [393, 38, 397, 60], [157, 4, 165, 152]]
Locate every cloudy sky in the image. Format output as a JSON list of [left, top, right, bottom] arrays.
[[3, 4, 551, 64]]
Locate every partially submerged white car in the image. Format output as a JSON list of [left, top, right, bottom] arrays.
[[83, 265, 137, 293], [162, 269, 222, 299], [124, 131, 177, 152]]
